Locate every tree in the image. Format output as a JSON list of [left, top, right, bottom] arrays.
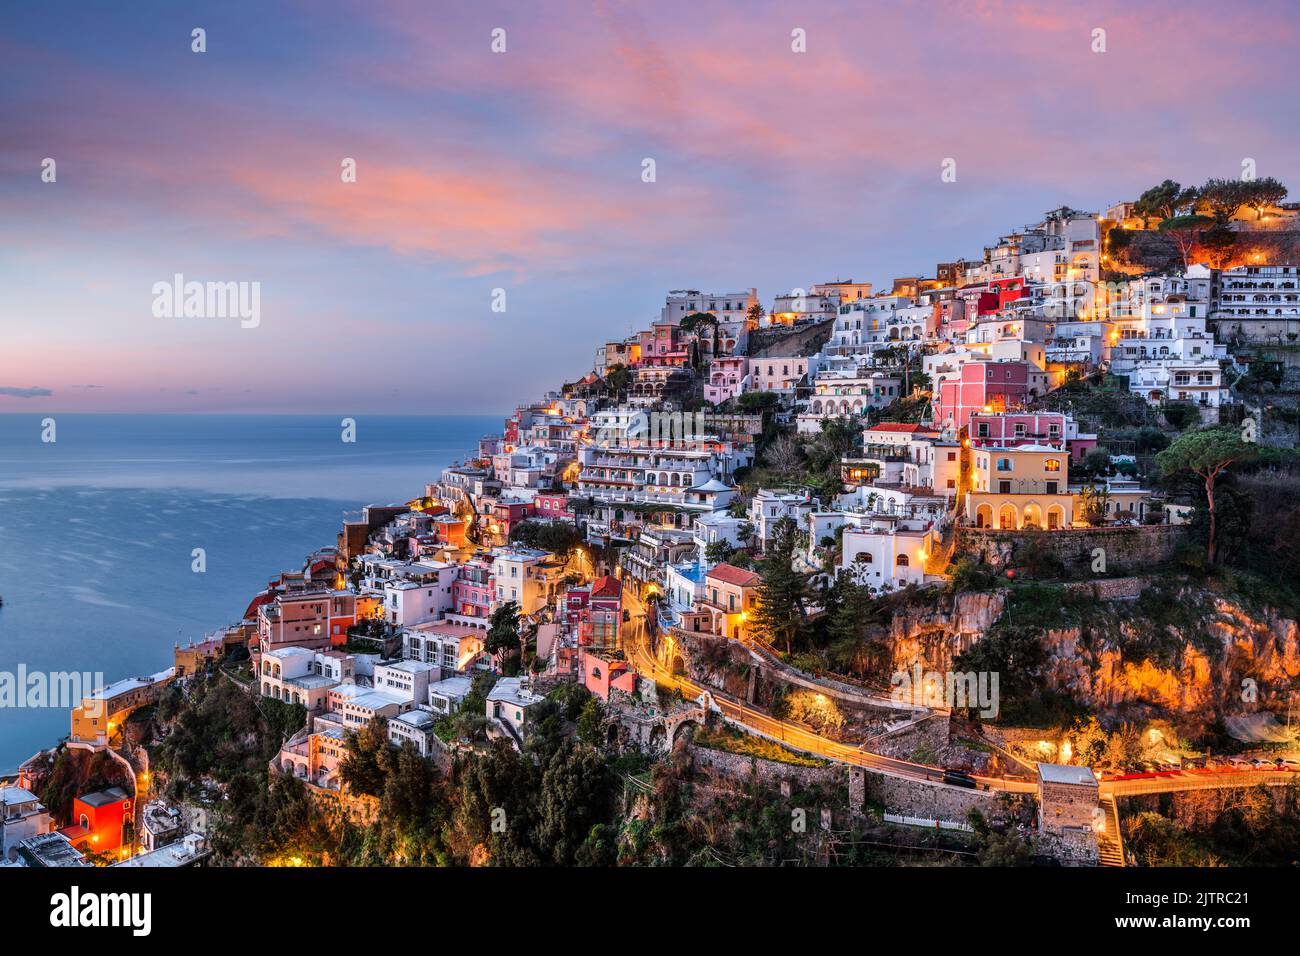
[[509, 519, 585, 561], [1197, 178, 1249, 225], [603, 364, 630, 401], [751, 516, 810, 654], [1198, 225, 1237, 270], [1158, 214, 1213, 270], [746, 302, 766, 328], [1156, 428, 1259, 563], [486, 601, 523, 669], [1077, 483, 1112, 526], [340, 717, 390, 796], [1134, 180, 1196, 226], [764, 432, 805, 479], [1242, 176, 1288, 221], [576, 697, 606, 747]]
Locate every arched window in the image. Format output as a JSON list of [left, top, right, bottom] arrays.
[[896, 554, 910, 566], [1044, 458, 1061, 473]]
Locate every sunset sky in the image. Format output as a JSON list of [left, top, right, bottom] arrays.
[[3, 0, 1298, 414]]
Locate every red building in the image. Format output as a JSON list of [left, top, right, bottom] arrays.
[[565, 576, 622, 651], [935, 360, 1032, 434], [61, 787, 132, 855], [532, 493, 570, 520]]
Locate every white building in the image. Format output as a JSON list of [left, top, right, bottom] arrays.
[[839, 521, 941, 592], [1212, 264, 1300, 342], [487, 677, 548, 747], [1, 787, 53, 860], [749, 489, 815, 547]]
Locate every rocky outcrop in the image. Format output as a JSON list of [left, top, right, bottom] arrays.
[[885, 590, 1008, 675], [1040, 597, 1300, 719]]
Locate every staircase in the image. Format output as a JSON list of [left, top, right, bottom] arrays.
[[1096, 796, 1125, 866]]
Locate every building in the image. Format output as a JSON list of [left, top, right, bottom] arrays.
[[428, 675, 474, 716], [258, 647, 353, 711], [933, 359, 1035, 435], [111, 832, 210, 868], [748, 489, 814, 548], [373, 660, 438, 706], [9, 831, 90, 868], [1, 787, 53, 860], [704, 355, 749, 404], [839, 522, 941, 591], [749, 354, 815, 393], [701, 563, 761, 640], [402, 619, 486, 674], [388, 710, 439, 756], [578, 648, 639, 701], [563, 575, 623, 652], [257, 590, 357, 653], [70, 669, 174, 749], [486, 677, 548, 747], [1212, 264, 1300, 342], [489, 546, 567, 614], [965, 445, 1074, 530], [1037, 763, 1099, 835], [968, 411, 1097, 463], [61, 787, 132, 855]]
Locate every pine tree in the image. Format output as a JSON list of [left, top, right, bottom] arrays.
[[751, 516, 809, 654]]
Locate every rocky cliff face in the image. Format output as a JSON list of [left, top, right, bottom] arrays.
[[885, 586, 1300, 725], [1045, 598, 1300, 718], [885, 590, 1007, 675]]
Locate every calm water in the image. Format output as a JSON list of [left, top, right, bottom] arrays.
[[0, 414, 499, 771]]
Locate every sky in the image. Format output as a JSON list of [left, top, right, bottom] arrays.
[[2, 0, 1298, 414]]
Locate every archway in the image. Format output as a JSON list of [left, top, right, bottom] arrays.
[[999, 504, 1016, 529], [648, 724, 667, 753], [1022, 503, 1043, 530], [671, 654, 686, 677], [976, 504, 993, 528], [1047, 505, 1064, 530]]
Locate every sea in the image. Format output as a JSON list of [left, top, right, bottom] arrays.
[[0, 413, 500, 772]]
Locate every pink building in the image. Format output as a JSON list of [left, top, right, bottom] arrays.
[[934, 360, 1033, 434], [453, 559, 494, 620], [968, 411, 1097, 463], [704, 356, 748, 404], [256, 590, 356, 653], [578, 648, 639, 701]]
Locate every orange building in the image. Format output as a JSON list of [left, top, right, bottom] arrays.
[[61, 787, 132, 855]]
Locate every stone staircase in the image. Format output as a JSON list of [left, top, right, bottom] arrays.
[[1096, 795, 1125, 866]]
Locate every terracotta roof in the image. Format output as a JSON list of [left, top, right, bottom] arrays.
[[591, 575, 622, 599], [864, 423, 933, 433], [706, 563, 761, 588]]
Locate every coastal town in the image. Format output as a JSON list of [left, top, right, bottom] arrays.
[[6, 178, 1300, 870]]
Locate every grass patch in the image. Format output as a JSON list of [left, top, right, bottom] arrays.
[[693, 724, 826, 767]]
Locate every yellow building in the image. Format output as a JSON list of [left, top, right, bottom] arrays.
[[965, 445, 1073, 530]]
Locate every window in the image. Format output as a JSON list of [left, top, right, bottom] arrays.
[[896, 554, 910, 566], [1044, 458, 1061, 472], [996, 458, 1013, 471]]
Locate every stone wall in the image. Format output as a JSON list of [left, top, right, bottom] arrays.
[[690, 745, 844, 793], [958, 524, 1190, 573], [856, 765, 1015, 822]]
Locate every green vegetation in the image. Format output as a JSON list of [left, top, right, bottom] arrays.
[[692, 724, 825, 767]]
